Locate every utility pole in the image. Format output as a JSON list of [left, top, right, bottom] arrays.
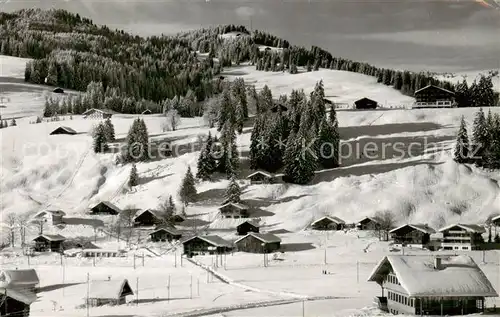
[[142, 253, 145, 267], [175, 251, 177, 267], [357, 261, 359, 284], [167, 275, 171, 302], [86, 273, 90, 317], [302, 300, 305, 317], [136, 277, 139, 306], [324, 248, 327, 265], [197, 278, 200, 296], [62, 265, 66, 297], [190, 275, 193, 299], [133, 254, 136, 269]]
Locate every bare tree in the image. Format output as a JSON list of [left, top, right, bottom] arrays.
[[4, 213, 18, 247], [16, 212, 30, 247], [164, 109, 181, 131], [373, 210, 396, 241], [118, 207, 137, 245]]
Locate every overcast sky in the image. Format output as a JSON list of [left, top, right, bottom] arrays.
[[3, 0, 499, 73]]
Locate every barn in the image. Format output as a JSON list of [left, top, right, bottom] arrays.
[[86, 279, 133, 307], [354, 97, 378, 110], [150, 227, 182, 242], [33, 234, 66, 252], [31, 209, 66, 226], [247, 171, 274, 184], [133, 209, 161, 227], [356, 217, 381, 230], [311, 216, 345, 231], [49, 126, 77, 135], [89, 201, 121, 215], [236, 220, 259, 235], [182, 235, 233, 256], [234, 233, 281, 253], [0, 269, 39, 317], [413, 85, 455, 108], [218, 202, 250, 219], [82, 108, 113, 119]]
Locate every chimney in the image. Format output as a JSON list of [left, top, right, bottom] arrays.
[[434, 257, 442, 270]]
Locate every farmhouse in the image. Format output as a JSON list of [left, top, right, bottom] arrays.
[[438, 224, 485, 251], [49, 126, 77, 135], [389, 224, 436, 249], [82, 108, 113, 119], [311, 216, 345, 231], [33, 234, 66, 252], [356, 217, 381, 230], [218, 202, 250, 219], [237, 220, 260, 235], [86, 279, 133, 307], [413, 85, 455, 108], [52, 87, 64, 94], [149, 227, 182, 242], [182, 235, 233, 256], [368, 255, 498, 315], [89, 201, 121, 215], [234, 233, 281, 253], [0, 269, 39, 317], [354, 97, 378, 109], [247, 171, 274, 184], [133, 209, 161, 227], [31, 209, 66, 225]]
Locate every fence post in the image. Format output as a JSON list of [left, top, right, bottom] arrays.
[[190, 275, 193, 299], [167, 275, 171, 302], [136, 277, 139, 306]]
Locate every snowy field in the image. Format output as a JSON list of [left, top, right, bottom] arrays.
[[0, 55, 31, 79], [1, 58, 500, 316]]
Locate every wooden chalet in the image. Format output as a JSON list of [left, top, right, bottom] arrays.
[[438, 224, 485, 251], [413, 85, 455, 108], [234, 233, 281, 253], [49, 126, 77, 135], [182, 235, 233, 256], [368, 255, 498, 315], [247, 171, 275, 184], [171, 214, 185, 223], [0, 269, 39, 317], [82, 108, 114, 119], [52, 87, 64, 94], [236, 220, 259, 235], [150, 226, 182, 242], [354, 97, 378, 110], [218, 202, 250, 219], [141, 109, 152, 115], [86, 279, 133, 307], [133, 209, 161, 227], [31, 209, 66, 226], [389, 224, 436, 249], [33, 234, 66, 252], [356, 217, 381, 230], [89, 201, 121, 215], [311, 216, 345, 231]]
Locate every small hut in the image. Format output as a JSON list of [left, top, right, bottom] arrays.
[[33, 234, 66, 252], [356, 217, 381, 230], [236, 220, 260, 235], [133, 209, 161, 227], [89, 201, 121, 215], [218, 202, 250, 219], [354, 97, 378, 110], [247, 171, 274, 184], [150, 227, 182, 242], [182, 235, 233, 256], [234, 233, 281, 253], [310, 216, 345, 231], [86, 279, 134, 307], [52, 87, 64, 94], [49, 126, 77, 135]]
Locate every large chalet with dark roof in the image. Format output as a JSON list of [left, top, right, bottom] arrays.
[[234, 233, 281, 253], [182, 235, 233, 256], [218, 202, 249, 219], [389, 224, 436, 249], [89, 201, 121, 215], [310, 216, 345, 231], [33, 234, 66, 252], [438, 224, 485, 251], [133, 209, 161, 227], [413, 85, 455, 108], [149, 226, 182, 242]]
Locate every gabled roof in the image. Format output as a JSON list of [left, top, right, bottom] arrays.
[[414, 84, 455, 95], [50, 126, 77, 134], [88, 279, 133, 299], [438, 223, 486, 234], [491, 214, 500, 222], [150, 226, 182, 236], [311, 215, 345, 226], [357, 216, 380, 225], [0, 288, 37, 305], [34, 234, 66, 242], [182, 235, 232, 248], [236, 220, 259, 228], [234, 232, 281, 244], [354, 97, 378, 104], [134, 209, 160, 220], [32, 209, 66, 219], [367, 255, 498, 297], [90, 201, 122, 214], [389, 223, 436, 234], [247, 171, 274, 179], [82, 108, 114, 115], [219, 202, 249, 211], [0, 269, 39, 288]]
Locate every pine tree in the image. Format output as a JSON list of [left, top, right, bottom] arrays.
[[218, 122, 239, 177], [310, 80, 326, 130], [283, 129, 317, 185], [455, 79, 470, 107], [168, 195, 177, 215], [196, 132, 216, 180], [454, 116, 470, 164], [104, 118, 115, 142], [250, 115, 265, 169], [179, 166, 197, 206], [471, 108, 489, 166], [258, 85, 273, 113], [93, 122, 109, 153], [10, 118, 16, 127], [128, 164, 138, 187], [123, 118, 149, 162], [217, 89, 234, 131], [485, 114, 500, 169], [317, 118, 339, 168], [224, 177, 241, 203], [232, 78, 248, 118]]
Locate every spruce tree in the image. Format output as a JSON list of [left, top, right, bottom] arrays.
[[196, 132, 216, 180], [179, 166, 197, 206], [250, 115, 265, 169], [232, 78, 248, 118], [93, 122, 109, 153], [310, 80, 326, 130], [485, 114, 500, 169], [104, 118, 115, 142], [123, 118, 149, 162], [218, 122, 239, 177], [258, 85, 273, 112], [471, 108, 489, 166], [247, 85, 260, 114], [454, 79, 470, 108], [224, 177, 241, 203], [217, 89, 234, 131], [283, 129, 318, 185], [454, 116, 470, 164], [128, 164, 138, 187], [317, 118, 339, 168]]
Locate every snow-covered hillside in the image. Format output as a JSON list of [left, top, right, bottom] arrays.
[[0, 55, 31, 79]]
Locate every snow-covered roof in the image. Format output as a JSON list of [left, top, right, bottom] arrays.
[[82, 108, 114, 115], [182, 235, 232, 248], [0, 269, 39, 288], [234, 233, 281, 244], [134, 209, 160, 219], [311, 216, 346, 226], [151, 226, 182, 236], [90, 201, 122, 213], [32, 209, 66, 219], [490, 214, 500, 222], [34, 234, 66, 241], [219, 202, 249, 210], [50, 126, 77, 134], [237, 219, 259, 228], [367, 255, 498, 297], [414, 84, 455, 95], [88, 279, 133, 299], [0, 288, 37, 305], [247, 171, 274, 179], [438, 223, 486, 233], [357, 216, 380, 225], [389, 224, 436, 234]]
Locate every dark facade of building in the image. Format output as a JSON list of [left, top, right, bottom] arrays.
[[49, 126, 77, 135], [247, 172, 274, 184], [33, 234, 66, 252], [133, 210, 160, 227], [87, 279, 133, 307], [390, 224, 435, 248], [150, 228, 182, 242], [182, 236, 232, 256], [414, 85, 455, 104], [311, 217, 345, 231], [234, 233, 281, 253], [52, 87, 64, 94], [0, 295, 30, 317], [354, 98, 378, 109], [357, 217, 381, 230], [89, 202, 121, 215], [236, 221, 259, 235], [219, 203, 250, 219]]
